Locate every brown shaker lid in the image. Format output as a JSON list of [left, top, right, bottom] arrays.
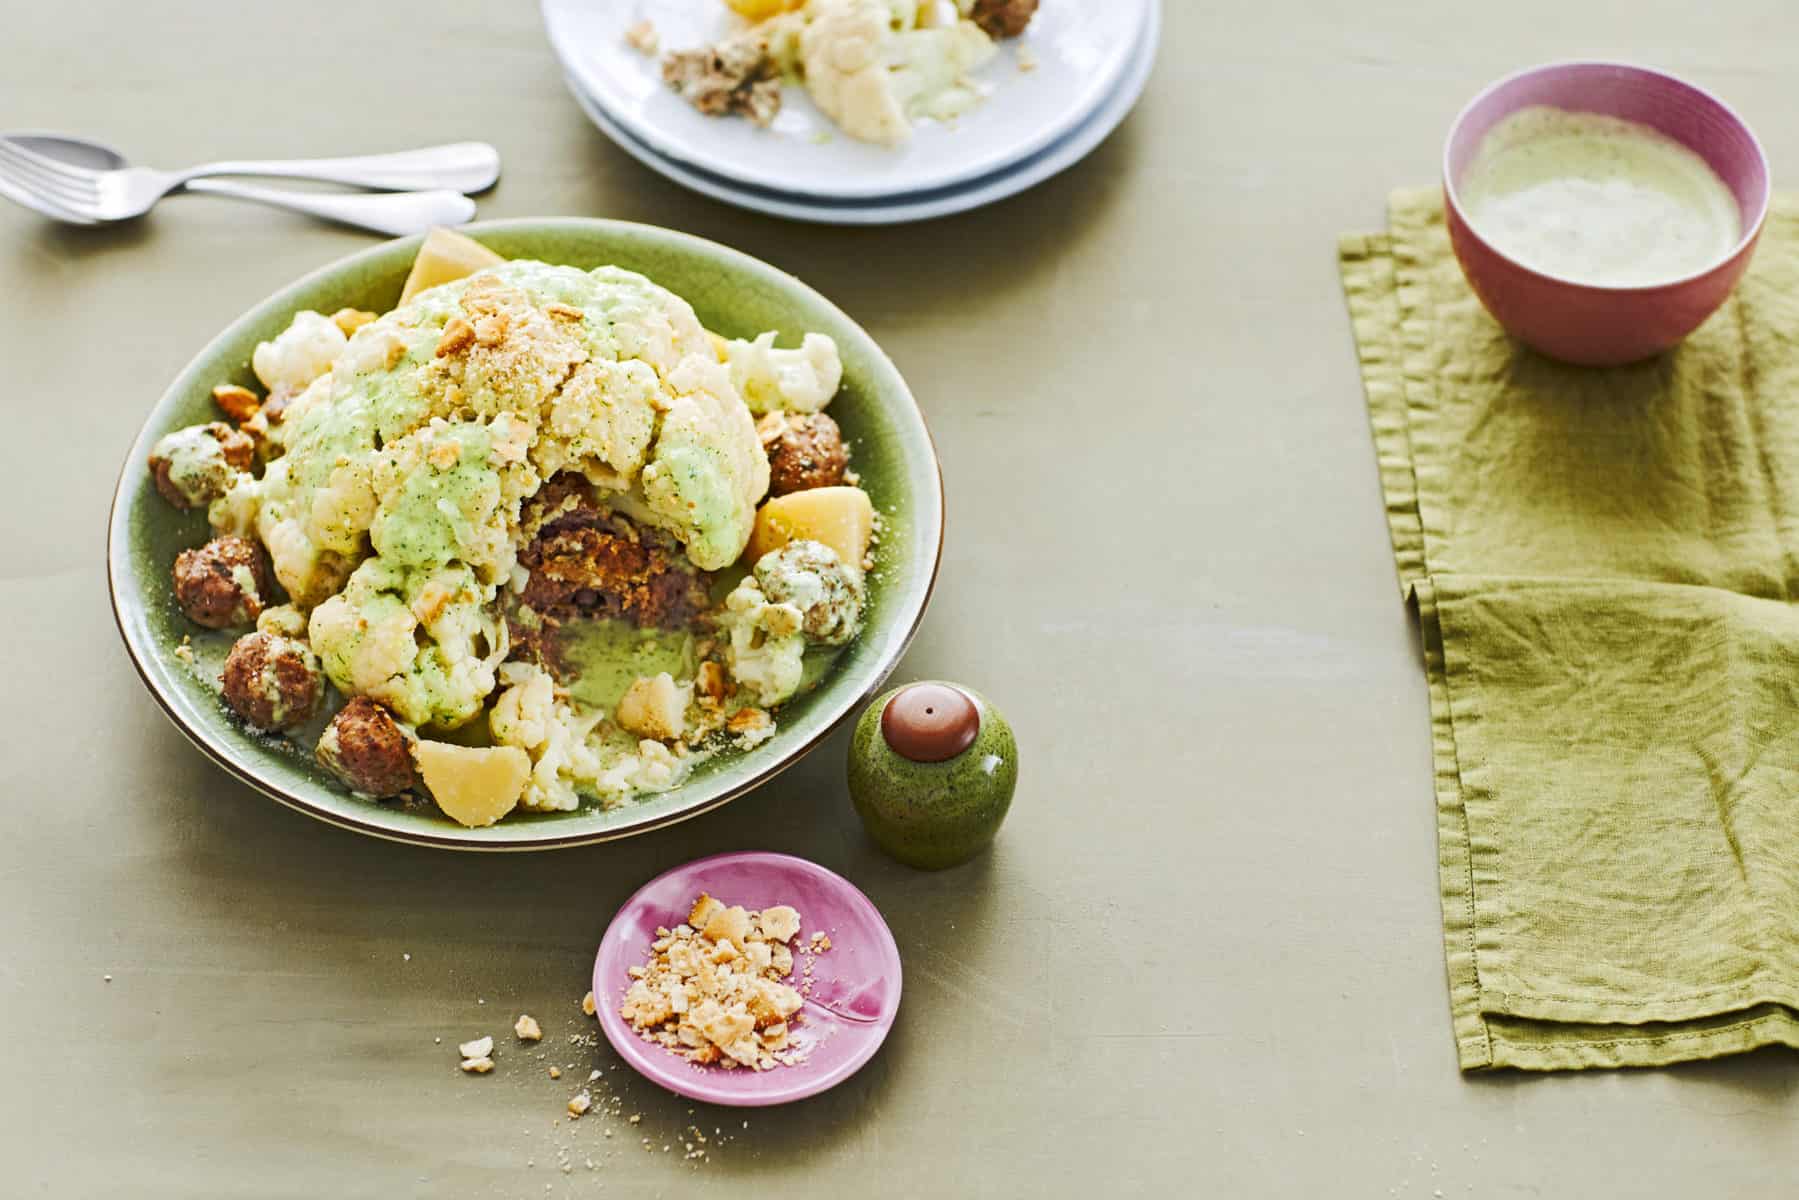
[[881, 683, 979, 764]]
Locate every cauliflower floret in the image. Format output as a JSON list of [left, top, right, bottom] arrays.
[[752, 539, 865, 646], [207, 471, 261, 539], [716, 577, 807, 707], [639, 353, 771, 570], [723, 331, 843, 415], [532, 356, 660, 489], [368, 417, 514, 582], [801, 0, 912, 145], [592, 739, 686, 797], [489, 662, 609, 812], [491, 663, 692, 809], [307, 559, 505, 729], [887, 18, 994, 121], [798, 1, 995, 143], [252, 310, 348, 395]]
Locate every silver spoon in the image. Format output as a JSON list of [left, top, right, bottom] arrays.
[[0, 133, 491, 235]]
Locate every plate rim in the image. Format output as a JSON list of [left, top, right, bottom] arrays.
[[591, 850, 902, 1106], [106, 217, 945, 852], [541, 0, 1152, 200], [562, 0, 1161, 225]]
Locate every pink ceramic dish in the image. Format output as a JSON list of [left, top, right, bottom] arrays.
[[1442, 61, 1770, 367], [593, 852, 902, 1107]]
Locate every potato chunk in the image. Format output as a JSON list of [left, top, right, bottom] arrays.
[[415, 741, 530, 828], [746, 486, 874, 569], [399, 227, 506, 304], [725, 0, 801, 17]]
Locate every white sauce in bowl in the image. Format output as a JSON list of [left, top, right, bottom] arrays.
[[1458, 106, 1742, 286]]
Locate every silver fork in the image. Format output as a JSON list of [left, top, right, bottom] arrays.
[[0, 139, 497, 232]]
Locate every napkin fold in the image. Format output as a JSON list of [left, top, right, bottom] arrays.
[[1341, 189, 1799, 1071]]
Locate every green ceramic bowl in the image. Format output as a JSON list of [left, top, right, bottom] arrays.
[[107, 219, 943, 851]]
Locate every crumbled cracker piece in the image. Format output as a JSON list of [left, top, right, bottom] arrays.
[[458, 1035, 494, 1059], [549, 1065, 562, 1079], [625, 19, 659, 55], [330, 307, 379, 338], [515, 1014, 543, 1041], [702, 905, 751, 947], [460, 1056, 495, 1074], [689, 892, 725, 929], [568, 1092, 592, 1118], [696, 661, 728, 706], [211, 383, 261, 423], [427, 439, 462, 470], [617, 893, 814, 1071], [435, 317, 475, 357], [582, 990, 597, 1017], [760, 905, 800, 943]]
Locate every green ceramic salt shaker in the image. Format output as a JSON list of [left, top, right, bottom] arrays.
[[848, 682, 1017, 870]]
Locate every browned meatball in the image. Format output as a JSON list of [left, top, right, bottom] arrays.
[[147, 422, 255, 510], [220, 632, 322, 732], [971, 0, 1038, 39], [317, 697, 417, 798], [759, 412, 848, 497], [171, 536, 272, 629]]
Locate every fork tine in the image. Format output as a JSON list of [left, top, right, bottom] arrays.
[[0, 159, 96, 220], [0, 136, 101, 186], [0, 157, 97, 222], [0, 141, 98, 204], [0, 140, 98, 197]]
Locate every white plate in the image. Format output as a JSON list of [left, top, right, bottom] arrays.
[[564, 0, 1158, 224], [543, 0, 1150, 200]]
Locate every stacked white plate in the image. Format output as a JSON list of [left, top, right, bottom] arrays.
[[542, 0, 1160, 224]]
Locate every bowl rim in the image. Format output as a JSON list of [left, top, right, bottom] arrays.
[[1441, 59, 1772, 294], [105, 217, 945, 852]]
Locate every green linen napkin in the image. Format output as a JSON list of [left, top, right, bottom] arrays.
[[1341, 188, 1799, 1071]]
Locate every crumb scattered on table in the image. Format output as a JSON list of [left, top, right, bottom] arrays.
[[515, 1013, 543, 1041]]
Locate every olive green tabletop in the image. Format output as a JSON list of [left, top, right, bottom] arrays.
[[2, 3, 1796, 1197]]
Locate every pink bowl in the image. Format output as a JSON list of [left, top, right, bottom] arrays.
[[593, 852, 902, 1106], [1443, 62, 1770, 366]]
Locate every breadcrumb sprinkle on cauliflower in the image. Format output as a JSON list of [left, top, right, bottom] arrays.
[[219, 260, 780, 730], [166, 246, 874, 821]]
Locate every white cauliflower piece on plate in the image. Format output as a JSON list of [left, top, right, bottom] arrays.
[[752, 539, 865, 646], [800, 0, 911, 146], [716, 576, 807, 707], [252, 310, 348, 395], [888, 18, 995, 121], [724, 331, 843, 415], [489, 663, 609, 812], [307, 559, 506, 729]]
